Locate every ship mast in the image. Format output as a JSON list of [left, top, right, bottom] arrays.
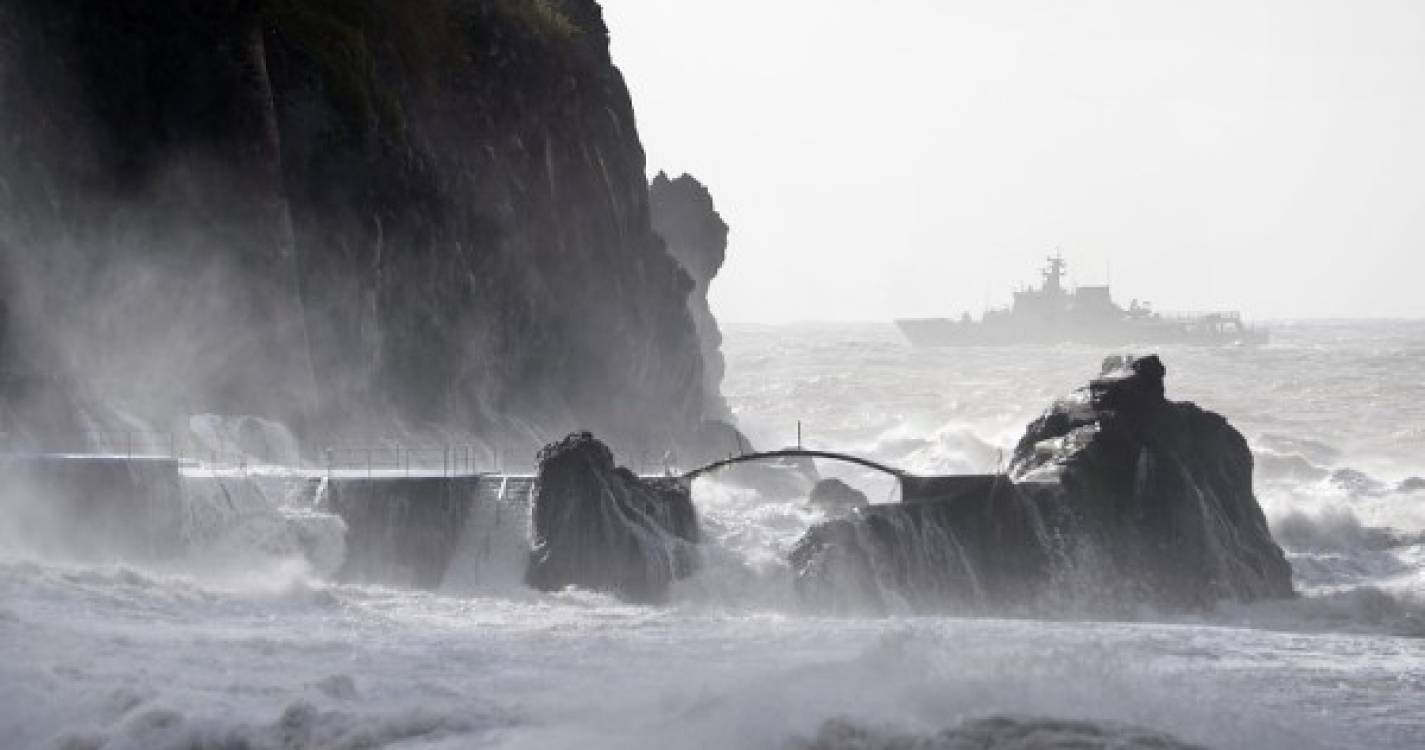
[[1042, 252, 1067, 294]]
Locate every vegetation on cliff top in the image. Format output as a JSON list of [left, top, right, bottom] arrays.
[[260, 0, 584, 148]]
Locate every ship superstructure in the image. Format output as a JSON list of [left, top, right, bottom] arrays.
[[894, 254, 1267, 347]]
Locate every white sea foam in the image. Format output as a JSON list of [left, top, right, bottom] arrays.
[[4, 321, 1425, 748]]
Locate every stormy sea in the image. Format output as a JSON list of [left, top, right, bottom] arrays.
[[1, 320, 1421, 750]]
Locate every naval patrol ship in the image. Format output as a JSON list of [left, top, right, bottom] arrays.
[[894, 254, 1268, 347]]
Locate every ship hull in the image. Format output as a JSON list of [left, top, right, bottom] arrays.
[[893, 318, 1269, 348]]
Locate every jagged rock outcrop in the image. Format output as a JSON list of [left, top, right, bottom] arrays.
[[526, 431, 698, 603], [790, 355, 1293, 614], [650, 172, 731, 422], [808, 478, 869, 515], [1012, 354, 1292, 607], [0, 1, 711, 461]]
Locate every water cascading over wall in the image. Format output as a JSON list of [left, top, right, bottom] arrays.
[[0, 456, 185, 561], [322, 475, 536, 590]]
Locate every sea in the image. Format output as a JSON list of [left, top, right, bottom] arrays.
[[1, 320, 1423, 749]]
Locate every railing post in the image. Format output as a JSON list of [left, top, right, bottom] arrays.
[[126, 430, 133, 460], [367, 447, 372, 479]]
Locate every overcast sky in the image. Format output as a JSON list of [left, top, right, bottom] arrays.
[[604, 0, 1425, 322]]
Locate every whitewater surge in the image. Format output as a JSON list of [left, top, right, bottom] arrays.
[[2, 321, 1425, 748]]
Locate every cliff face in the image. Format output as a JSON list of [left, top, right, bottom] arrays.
[[0, 0, 710, 460], [649, 172, 731, 422]]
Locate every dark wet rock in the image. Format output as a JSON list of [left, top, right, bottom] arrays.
[[1399, 477, 1425, 494], [791, 716, 1208, 750], [791, 355, 1293, 613], [1009, 354, 1293, 608], [808, 479, 869, 514], [651, 172, 732, 423], [527, 432, 698, 603]]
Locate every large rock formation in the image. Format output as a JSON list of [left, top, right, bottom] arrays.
[[790, 355, 1294, 613], [0, 1, 712, 462], [526, 432, 699, 603], [649, 172, 731, 422]]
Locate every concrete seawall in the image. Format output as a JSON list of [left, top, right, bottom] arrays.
[[0, 454, 185, 560], [323, 475, 537, 589]]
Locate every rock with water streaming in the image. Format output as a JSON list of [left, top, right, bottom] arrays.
[[526, 432, 699, 603], [1013, 354, 1293, 607], [808, 478, 869, 515], [790, 355, 1293, 613]]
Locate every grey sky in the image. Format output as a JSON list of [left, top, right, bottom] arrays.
[[604, 0, 1425, 322]]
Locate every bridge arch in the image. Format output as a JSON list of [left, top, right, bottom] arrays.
[[681, 449, 907, 482]]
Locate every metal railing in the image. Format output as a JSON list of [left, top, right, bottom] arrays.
[[1154, 310, 1243, 322], [0, 429, 177, 460], [320, 444, 492, 478], [0, 432, 504, 478]]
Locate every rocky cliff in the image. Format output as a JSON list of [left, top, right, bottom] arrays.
[[649, 171, 731, 422], [791, 355, 1294, 613], [0, 0, 713, 461]]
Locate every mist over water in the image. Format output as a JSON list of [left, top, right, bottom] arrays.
[[3, 321, 1425, 748]]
